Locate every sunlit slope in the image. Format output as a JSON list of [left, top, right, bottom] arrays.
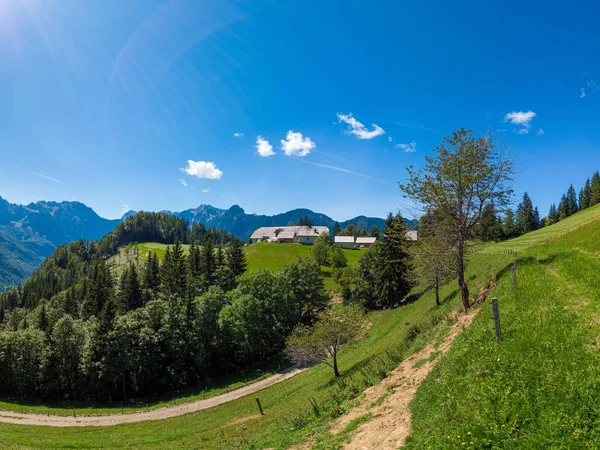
[[111, 241, 366, 290], [406, 204, 600, 448]]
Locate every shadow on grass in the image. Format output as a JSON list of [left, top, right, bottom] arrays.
[[0, 359, 288, 413]]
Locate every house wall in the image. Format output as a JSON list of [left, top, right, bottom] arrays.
[[335, 242, 355, 249], [299, 236, 318, 245]]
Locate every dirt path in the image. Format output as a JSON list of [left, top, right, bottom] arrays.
[[333, 287, 491, 450], [0, 367, 304, 427]]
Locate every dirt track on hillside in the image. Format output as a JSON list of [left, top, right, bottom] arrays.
[[333, 282, 494, 450], [0, 367, 304, 427]]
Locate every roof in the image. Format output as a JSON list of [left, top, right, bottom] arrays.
[[356, 237, 377, 244], [250, 225, 329, 240], [297, 226, 329, 237], [277, 231, 295, 239], [335, 236, 355, 243], [406, 230, 418, 241]]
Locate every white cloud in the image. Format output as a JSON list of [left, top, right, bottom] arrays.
[[280, 130, 315, 157], [255, 136, 275, 157], [178, 178, 188, 187], [202, 187, 211, 193], [504, 110, 537, 134], [587, 80, 598, 90], [337, 113, 385, 139], [234, 132, 244, 138], [180, 160, 223, 179], [122, 204, 130, 214], [396, 141, 417, 152], [388, 136, 393, 143], [580, 88, 587, 98], [537, 128, 545, 136]]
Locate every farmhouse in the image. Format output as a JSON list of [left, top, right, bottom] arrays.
[[250, 226, 329, 245], [334, 236, 355, 249], [355, 236, 377, 248]]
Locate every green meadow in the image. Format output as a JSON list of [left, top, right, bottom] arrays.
[[1, 205, 600, 448]]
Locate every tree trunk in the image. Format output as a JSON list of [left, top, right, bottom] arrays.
[[333, 351, 341, 377], [456, 236, 470, 310], [435, 279, 440, 306]]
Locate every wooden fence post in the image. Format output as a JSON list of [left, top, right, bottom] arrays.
[[491, 297, 502, 342], [256, 397, 264, 415], [512, 254, 517, 289]]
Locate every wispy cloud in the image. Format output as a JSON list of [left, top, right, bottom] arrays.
[[179, 178, 188, 187], [30, 172, 63, 184], [297, 159, 395, 186], [580, 88, 587, 98], [396, 141, 417, 152], [537, 128, 545, 136], [394, 121, 440, 133], [122, 204, 130, 214], [280, 131, 315, 157], [388, 136, 393, 143], [504, 110, 537, 134], [233, 132, 244, 138], [180, 160, 223, 179], [256, 136, 275, 157], [202, 187, 211, 193], [337, 113, 385, 140]]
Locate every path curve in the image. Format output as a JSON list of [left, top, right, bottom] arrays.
[[0, 367, 304, 427]]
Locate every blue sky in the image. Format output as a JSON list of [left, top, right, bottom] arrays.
[[1, 0, 599, 220]]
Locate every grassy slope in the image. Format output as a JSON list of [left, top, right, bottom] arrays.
[[0, 249, 501, 449], [129, 241, 365, 290], [405, 204, 600, 449], [2, 207, 598, 448]]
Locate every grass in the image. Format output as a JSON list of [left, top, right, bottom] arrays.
[[405, 203, 600, 449], [3, 205, 600, 448], [0, 249, 493, 449], [0, 363, 282, 416], [121, 241, 365, 291]]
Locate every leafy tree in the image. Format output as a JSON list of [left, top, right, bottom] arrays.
[[412, 215, 455, 305], [331, 246, 348, 269], [400, 128, 513, 310], [286, 304, 367, 377], [312, 233, 331, 266]]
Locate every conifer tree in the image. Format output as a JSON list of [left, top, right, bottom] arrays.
[[143, 251, 160, 294], [227, 240, 247, 278], [200, 239, 215, 287], [516, 192, 536, 234], [566, 184, 578, 216], [582, 178, 592, 209], [121, 263, 142, 311], [591, 172, 600, 206], [558, 194, 569, 220], [369, 224, 380, 238], [333, 221, 341, 236], [503, 208, 517, 239], [160, 241, 187, 299]]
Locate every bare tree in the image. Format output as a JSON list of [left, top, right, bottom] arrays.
[[400, 129, 513, 310], [286, 304, 367, 377]]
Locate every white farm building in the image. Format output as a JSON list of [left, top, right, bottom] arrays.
[[250, 226, 329, 245]]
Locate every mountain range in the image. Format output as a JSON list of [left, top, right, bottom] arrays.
[[0, 196, 400, 291]]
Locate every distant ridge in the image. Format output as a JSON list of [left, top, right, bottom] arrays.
[[0, 197, 408, 290]]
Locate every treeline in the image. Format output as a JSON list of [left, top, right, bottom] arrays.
[[0, 212, 329, 400], [0, 212, 241, 311], [547, 171, 600, 225], [333, 221, 380, 238]]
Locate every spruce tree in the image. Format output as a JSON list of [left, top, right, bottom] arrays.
[[121, 263, 143, 311], [582, 178, 592, 209], [566, 184, 578, 216], [369, 224, 380, 238], [200, 239, 215, 287], [160, 241, 187, 299], [227, 241, 247, 278], [558, 194, 569, 220], [591, 172, 600, 206], [378, 213, 412, 308], [503, 209, 517, 238], [333, 221, 341, 236], [516, 192, 535, 234]]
